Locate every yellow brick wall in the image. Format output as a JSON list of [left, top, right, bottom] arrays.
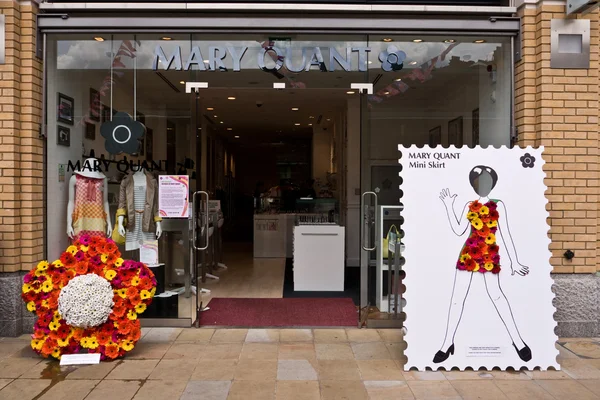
[[0, 1, 43, 273], [516, 4, 599, 273]]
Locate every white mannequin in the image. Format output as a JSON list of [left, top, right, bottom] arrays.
[[67, 158, 112, 239], [117, 167, 162, 240]]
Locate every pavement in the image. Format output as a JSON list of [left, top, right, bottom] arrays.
[[0, 328, 598, 399]]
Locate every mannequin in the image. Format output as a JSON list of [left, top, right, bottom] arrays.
[[67, 158, 112, 241], [117, 166, 162, 251]]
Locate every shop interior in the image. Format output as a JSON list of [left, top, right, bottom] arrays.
[[46, 34, 511, 326]]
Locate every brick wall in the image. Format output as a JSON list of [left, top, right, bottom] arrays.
[[0, 1, 43, 273], [516, 3, 599, 273]]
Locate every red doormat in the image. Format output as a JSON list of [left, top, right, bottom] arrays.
[[200, 298, 357, 327]]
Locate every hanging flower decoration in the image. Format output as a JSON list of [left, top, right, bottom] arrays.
[[458, 200, 501, 274], [21, 236, 156, 360]]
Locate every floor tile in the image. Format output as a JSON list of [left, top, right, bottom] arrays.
[[450, 380, 508, 400], [555, 343, 578, 359], [211, 329, 248, 343], [403, 371, 448, 381], [562, 341, 600, 358], [528, 369, 572, 380], [320, 380, 368, 400], [181, 381, 231, 400], [346, 329, 382, 343], [241, 343, 279, 360], [66, 361, 117, 380], [141, 328, 183, 343], [316, 360, 361, 381], [386, 342, 407, 360], [443, 371, 495, 380], [276, 381, 320, 400], [407, 380, 462, 400], [132, 380, 187, 400], [38, 379, 99, 400], [0, 357, 41, 378], [559, 358, 600, 379], [18, 360, 59, 379], [126, 342, 171, 359], [192, 360, 238, 381], [234, 359, 278, 381], [0, 378, 12, 391], [536, 380, 598, 400], [489, 370, 531, 380], [0, 342, 30, 360], [84, 380, 142, 400], [280, 329, 313, 342], [162, 343, 205, 360], [351, 342, 392, 360], [494, 381, 555, 400], [246, 329, 280, 343], [314, 329, 348, 343], [357, 359, 404, 380], [315, 344, 355, 360], [377, 329, 405, 342], [277, 360, 318, 381], [0, 379, 51, 400], [227, 381, 275, 400], [364, 380, 415, 400], [579, 380, 600, 397], [147, 359, 198, 381], [176, 328, 215, 342], [106, 360, 159, 380], [279, 343, 316, 360], [200, 343, 243, 360]]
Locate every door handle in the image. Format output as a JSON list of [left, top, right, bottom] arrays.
[[192, 191, 210, 251], [361, 191, 377, 251]]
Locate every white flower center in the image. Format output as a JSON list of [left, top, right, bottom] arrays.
[[58, 273, 114, 329]]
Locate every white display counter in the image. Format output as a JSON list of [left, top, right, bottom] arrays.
[[293, 225, 345, 291]]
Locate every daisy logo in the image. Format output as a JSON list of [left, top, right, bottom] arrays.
[[520, 153, 536, 168], [379, 46, 406, 72], [100, 112, 145, 155]]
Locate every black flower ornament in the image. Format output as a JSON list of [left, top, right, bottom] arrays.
[[379, 46, 407, 72], [100, 112, 145, 155], [520, 153, 536, 168]]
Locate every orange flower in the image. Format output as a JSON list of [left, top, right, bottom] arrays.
[[74, 262, 88, 275], [105, 344, 120, 359], [104, 242, 118, 254], [118, 321, 133, 335], [138, 277, 153, 290], [126, 287, 138, 298], [129, 294, 142, 306], [72, 328, 85, 340], [112, 305, 127, 318], [96, 331, 112, 346], [129, 324, 142, 341], [477, 226, 490, 238], [469, 201, 482, 212], [42, 338, 57, 356]]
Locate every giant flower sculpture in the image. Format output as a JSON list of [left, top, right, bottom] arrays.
[[21, 235, 156, 360]]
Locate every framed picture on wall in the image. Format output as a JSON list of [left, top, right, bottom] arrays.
[[101, 104, 111, 123], [428, 126, 442, 147], [84, 122, 95, 140], [448, 116, 463, 147], [146, 128, 153, 160], [57, 126, 70, 147], [89, 88, 100, 122], [472, 108, 480, 147], [57, 93, 74, 125]]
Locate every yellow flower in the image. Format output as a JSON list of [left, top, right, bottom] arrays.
[[473, 263, 480, 272], [80, 337, 89, 348], [115, 258, 124, 267], [150, 287, 156, 297], [26, 301, 36, 312], [57, 337, 70, 347], [34, 269, 48, 278], [51, 348, 62, 359], [117, 288, 127, 298], [459, 254, 471, 263], [66, 246, 78, 255], [140, 290, 152, 300], [53, 260, 64, 268], [42, 281, 53, 293], [135, 303, 147, 314], [41, 300, 49, 309], [31, 339, 44, 351], [101, 254, 109, 263], [471, 219, 483, 230], [81, 245, 89, 252], [127, 310, 137, 320], [484, 262, 494, 271], [87, 337, 99, 349], [131, 276, 140, 287], [49, 320, 60, 331], [486, 220, 498, 228], [33, 284, 43, 293], [466, 212, 478, 221], [37, 261, 49, 271], [485, 233, 496, 245], [105, 270, 117, 281], [479, 206, 489, 215], [121, 340, 135, 351], [53, 311, 62, 321], [22, 283, 33, 293]]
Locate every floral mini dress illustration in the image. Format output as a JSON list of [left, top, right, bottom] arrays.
[[456, 200, 501, 274]]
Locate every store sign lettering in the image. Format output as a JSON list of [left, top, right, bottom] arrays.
[[153, 45, 373, 72], [67, 158, 169, 174]]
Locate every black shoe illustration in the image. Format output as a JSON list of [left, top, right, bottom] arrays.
[[513, 342, 532, 362], [433, 344, 455, 363]]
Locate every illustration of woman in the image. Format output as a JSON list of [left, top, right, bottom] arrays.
[[434, 165, 531, 364]]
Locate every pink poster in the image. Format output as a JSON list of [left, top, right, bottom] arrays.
[[158, 175, 189, 218]]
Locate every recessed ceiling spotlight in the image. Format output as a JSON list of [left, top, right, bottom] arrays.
[[409, 61, 418, 66], [309, 116, 314, 119], [474, 39, 486, 44], [179, 81, 185, 85], [220, 121, 224, 124], [384, 91, 390, 95], [207, 107, 214, 111], [308, 123, 313, 126], [444, 39, 456, 43], [291, 107, 299, 111], [227, 96, 236, 100], [227, 128, 233, 131], [327, 118, 331, 121], [346, 91, 355, 95], [294, 123, 301, 126], [413, 39, 423, 43], [234, 135, 240, 139], [94, 37, 105, 42], [383, 38, 393, 42], [161, 37, 172, 41], [395, 78, 402, 82], [214, 115, 218, 118]]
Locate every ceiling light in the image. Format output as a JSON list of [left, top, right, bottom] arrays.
[[309, 116, 314, 119], [327, 118, 331, 121], [214, 115, 218, 118], [291, 107, 299, 111], [474, 39, 486, 44], [409, 61, 418, 66], [346, 91, 355, 95], [444, 39, 456, 43], [383, 38, 393, 42], [384, 91, 390, 95], [234, 135, 240, 139], [412, 39, 423, 43], [94, 37, 105, 42], [395, 78, 402, 82], [368, 61, 373, 65], [161, 37, 172, 41], [227, 128, 233, 131], [294, 123, 301, 126], [207, 107, 214, 111], [179, 81, 185, 85], [308, 123, 313, 126], [227, 97, 236, 100], [220, 121, 224, 124]]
